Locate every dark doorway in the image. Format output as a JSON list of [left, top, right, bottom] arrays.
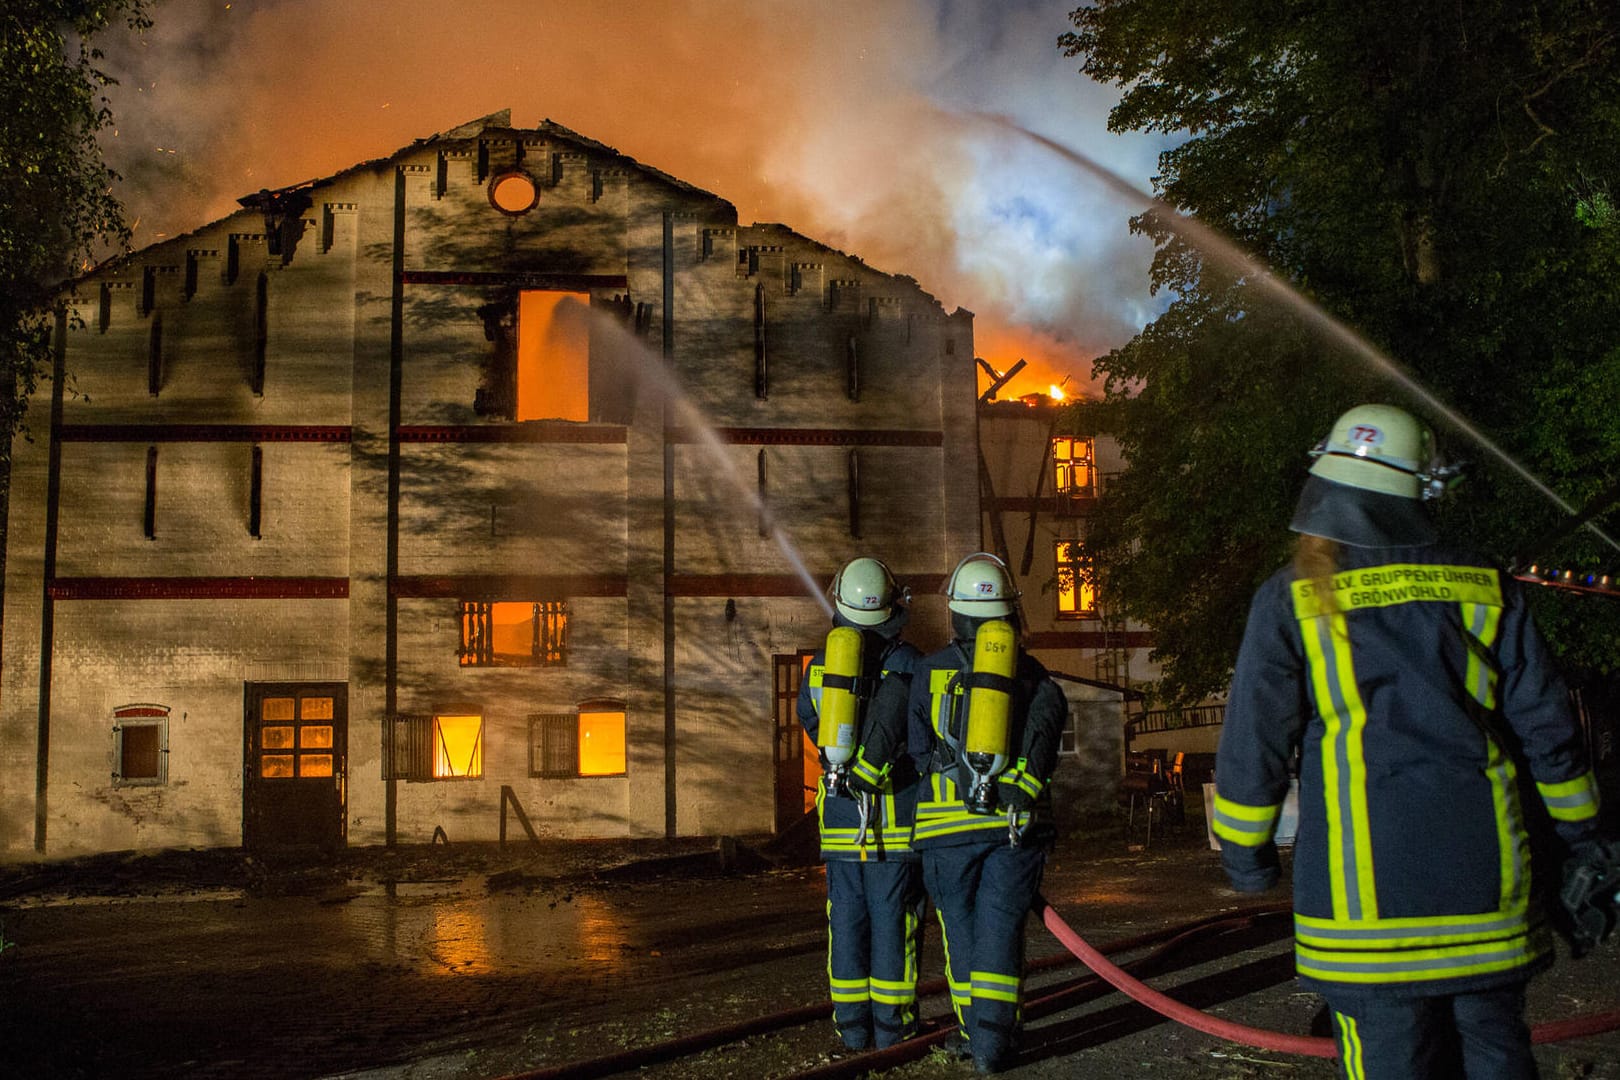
[[772, 653, 817, 833], [243, 682, 348, 851]]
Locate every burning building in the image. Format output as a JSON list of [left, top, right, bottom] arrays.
[[0, 111, 982, 859]]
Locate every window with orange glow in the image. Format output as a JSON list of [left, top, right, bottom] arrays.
[[489, 171, 538, 214], [459, 600, 568, 666], [578, 709, 626, 776], [516, 291, 590, 421], [1055, 540, 1098, 620], [1052, 437, 1096, 497], [530, 703, 627, 779], [433, 714, 484, 779]]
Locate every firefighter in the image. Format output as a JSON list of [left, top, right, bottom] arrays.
[[905, 552, 1068, 1074], [796, 556, 926, 1051], [1214, 404, 1610, 1079]]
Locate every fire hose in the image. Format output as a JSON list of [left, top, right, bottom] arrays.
[[1037, 895, 1620, 1057]]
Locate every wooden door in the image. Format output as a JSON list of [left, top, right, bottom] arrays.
[[243, 682, 347, 851]]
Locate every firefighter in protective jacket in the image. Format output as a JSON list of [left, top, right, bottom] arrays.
[[1215, 404, 1608, 1079], [796, 557, 925, 1050], [905, 552, 1068, 1075]]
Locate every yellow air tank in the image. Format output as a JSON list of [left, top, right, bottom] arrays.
[[963, 618, 1016, 813], [817, 626, 864, 777]]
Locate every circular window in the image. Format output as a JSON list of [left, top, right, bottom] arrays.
[[489, 171, 538, 215]]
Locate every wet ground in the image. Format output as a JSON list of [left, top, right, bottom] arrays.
[[1, 820, 1617, 1080]]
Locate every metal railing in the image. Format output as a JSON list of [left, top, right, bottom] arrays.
[[1127, 703, 1226, 738]]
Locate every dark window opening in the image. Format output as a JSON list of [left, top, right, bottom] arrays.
[[144, 445, 158, 540], [754, 284, 768, 399], [184, 252, 199, 300], [249, 445, 263, 538], [846, 336, 860, 401], [252, 272, 268, 396], [847, 449, 862, 539], [147, 313, 162, 396], [113, 705, 169, 785], [757, 449, 770, 538], [459, 600, 569, 667]]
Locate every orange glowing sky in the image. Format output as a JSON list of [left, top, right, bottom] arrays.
[[99, 0, 1170, 399]]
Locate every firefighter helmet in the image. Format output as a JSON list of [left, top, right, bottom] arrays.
[[1308, 404, 1436, 500], [830, 557, 901, 626], [945, 552, 1018, 616]]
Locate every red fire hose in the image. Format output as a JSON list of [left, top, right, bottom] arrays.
[[1038, 897, 1620, 1057]]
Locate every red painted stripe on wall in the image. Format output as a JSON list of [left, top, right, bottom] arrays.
[[397, 425, 627, 444], [49, 577, 350, 600], [399, 271, 629, 289], [668, 428, 944, 447], [392, 574, 628, 598], [59, 425, 351, 442]]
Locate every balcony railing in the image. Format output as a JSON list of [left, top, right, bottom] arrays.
[[1127, 703, 1227, 740]]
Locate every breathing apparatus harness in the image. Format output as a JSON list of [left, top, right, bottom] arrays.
[[816, 625, 900, 850], [935, 618, 1029, 847]]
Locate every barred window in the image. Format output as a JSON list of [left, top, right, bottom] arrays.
[[530, 701, 626, 778], [459, 600, 568, 667]]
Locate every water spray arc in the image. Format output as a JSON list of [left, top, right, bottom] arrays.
[[584, 301, 835, 620], [973, 113, 1620, 557]]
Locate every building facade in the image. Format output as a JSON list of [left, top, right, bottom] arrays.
[[0, 112, 980, 860]]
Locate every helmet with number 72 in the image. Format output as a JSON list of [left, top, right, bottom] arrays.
[[944, 553, 1018, 617], [1308, 404, 1436, 500]]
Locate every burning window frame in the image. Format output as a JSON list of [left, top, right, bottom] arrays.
[[1052, 436, 1096, 498]]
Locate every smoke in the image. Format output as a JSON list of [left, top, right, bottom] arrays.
[[98, 0, 1168, 395]]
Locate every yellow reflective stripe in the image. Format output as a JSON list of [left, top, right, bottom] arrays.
[[936, 911, 970, 1016], [1460, 601, 1503, 709], [1487, 741, 1529, 908], [1538, 772, 1602, 821], [1292, 564, 1502, 619], [1296, 929, 1546, 984], [971, 970, 1020, 1003], [1211, 793, 1281, 847], [913, 805, 1030, 840], [870, 976, 915, 1005], [1294, 905, 1530, 948], [1455, 599, 1528, 908], [1299, 610, 1378, 919], [1335, 1013, 1364, 1080]]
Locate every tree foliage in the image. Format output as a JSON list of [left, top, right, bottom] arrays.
[[1061, 0, 1620, 702], [0, 1, 149, 433]]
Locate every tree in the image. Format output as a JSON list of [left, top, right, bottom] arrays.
[[0, 1, 150, 441], [1060, 0, 1620, 702]]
